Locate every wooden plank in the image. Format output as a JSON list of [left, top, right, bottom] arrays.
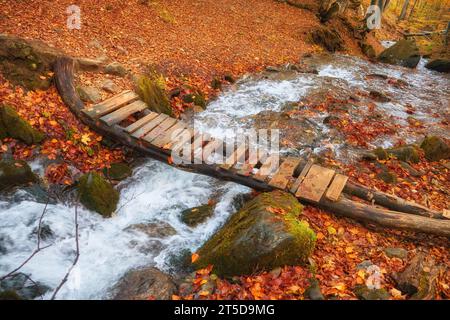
[[202, 139, 224, 164], [192, 133, 211, 162], [131, 113, 168, 139], [253, 154, 279, 181], [221, 142, 247, 170], [325, 174, 349, 202], [268, 157, 301, 190], [100, 100, 147, 126], [151, 121, 187, 149], [82, 90, 138, 118], [237, 149, 267, 176], [290, 159, 314, 193], [143, 117, 178, 143], [295, 164, 335, 202], [124, 112, 159, 134]]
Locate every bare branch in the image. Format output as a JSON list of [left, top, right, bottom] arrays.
[[50, 199, 80, 300]]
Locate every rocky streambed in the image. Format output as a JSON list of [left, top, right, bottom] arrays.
[[1, 50, 449, 299]]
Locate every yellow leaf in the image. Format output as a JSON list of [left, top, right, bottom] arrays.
[[333, 283, 346, 291], [81, 134, 91, 145], [357, 269, 366, 279], [327, 226, 337, 235], [345, 246, 353, 253], [49, 120, 58, 126], [390, 288, 402, 298]]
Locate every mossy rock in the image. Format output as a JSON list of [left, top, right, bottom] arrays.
[[194, 191, 316, 277], [181, 204, 215, 227], [354, 285, 390, 300], [374, 146, 419, 164], [0, 159, 39, 192], [425, 59, 450, 73], [103, 162, 132, 181], [378, 39, 421, 68], [377, 170, 397, 184], [135, 76, 173, 116], [182, 92, 206, 109], [0, 290, 22, 300], [0, 105, 45, 145], [420, 136, 450, 162], [0, 34, 63, 90], [78, 172, 119, 217]]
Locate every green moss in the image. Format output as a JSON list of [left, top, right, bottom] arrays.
[[181, 204, 215, 227], [0, 159, 39, 192], [103, 163, 132, 181], [194, 191, 316, 277], [374, 146, 419, 163], [135, 76, 173, 116], [354, 285, 390, 300], [0, 105, 45, 145], [420, 136, 450, 162], [0, 290, 22, 300], [377, 170, 397, 184], [78, 172, 119, 217]]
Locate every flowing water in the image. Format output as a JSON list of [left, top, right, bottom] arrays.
[[0, 54, 449, 299]]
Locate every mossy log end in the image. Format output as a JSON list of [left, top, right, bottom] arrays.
[[53, 56, 450, 238]]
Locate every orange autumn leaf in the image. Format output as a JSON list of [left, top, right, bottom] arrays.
[[191, 253, 200, 263]]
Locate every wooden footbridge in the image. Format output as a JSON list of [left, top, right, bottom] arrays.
[[53, 57, 450, 237]]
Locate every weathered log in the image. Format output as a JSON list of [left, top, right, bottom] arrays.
[[344, 182, 445, 219], [53, 56, 450, 238], [317, 197, 450, 238]]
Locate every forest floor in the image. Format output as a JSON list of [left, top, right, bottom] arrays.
[[0, 0, 448, 300]]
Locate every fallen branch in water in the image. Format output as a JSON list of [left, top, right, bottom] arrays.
[[50, 199, 80, 300], [0, 198, 52, 282]]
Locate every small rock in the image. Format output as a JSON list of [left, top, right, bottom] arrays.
[[113, 267, 177, 300], [224, 72, 236, 83], [357, 260, 374, 270], [369, 90, 391, 103], [354, 285, 390, 300], [75, 57, 105, 72], [101, 79, 120, 94], [420, 136, 450, 162], [425, 59, 450, 73], [77, 86, 102, 104], [104, 62, 127, 77], [127, 222, 177, 238], [0, 159, 39, 192], [103, 162, 132, 180], [377, 169, 397, 184], [31, 224, 54, 241], [181, 203, 215, 227], [305, 278, 325, 300], [384, 247, 408, 259]]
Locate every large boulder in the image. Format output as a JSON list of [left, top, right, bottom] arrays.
[[135, 75, 173, 116], [420, 136, 450, 162], [0, 159, 39, 192], [392, 253, 442, 299], [112, 267, 177, 300], [425, 59, 450, 73], [0, 34, 64, 90], [77, 172, 119, 217], [374, 146, 420, 164], [0, 105, 45, 145], [194, 191, 316, 277], [378, 39, 421, 68]]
